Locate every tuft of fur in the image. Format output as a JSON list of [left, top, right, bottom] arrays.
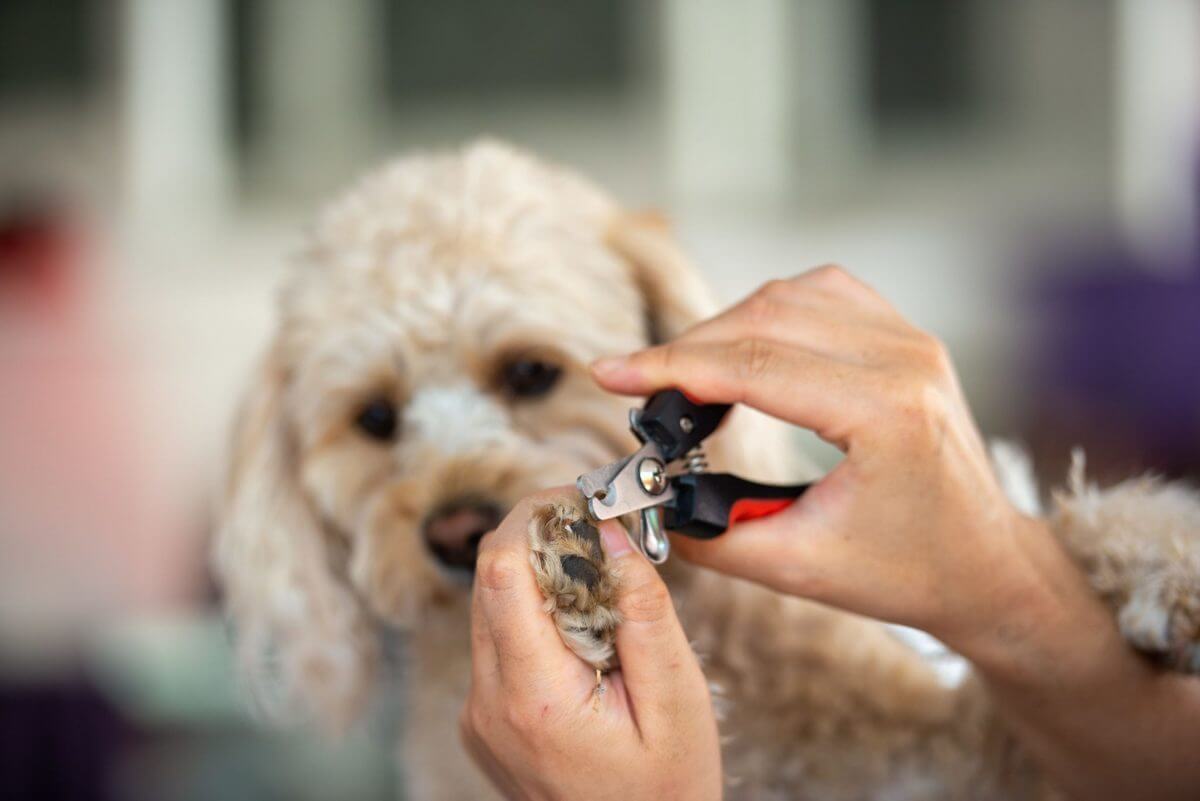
[[1052, 450, 1200, 673], [528, 498, 620, 670]]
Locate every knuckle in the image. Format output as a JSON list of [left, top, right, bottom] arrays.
[[891, 379, 950, 443], [502, 699, 539, 734], [743, 290, 782, 330], [909, 331, 951, 375], [925, 337, 953, 375], [475, 550, 525, 592], [463, 696, 489, 736], [652, 342, 680, 375], [458, 704, 476, 739], [807, 263, 851, 286], [804, 264, 875, 300], [619, 574, 673, 623], [759, 278, 793, 301], [735, 338, 776, 382]]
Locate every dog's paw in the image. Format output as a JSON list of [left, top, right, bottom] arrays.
[[1052, 453, 1200, 674], [1116, 576, 1200, 673], [528, 499, 620, 670]]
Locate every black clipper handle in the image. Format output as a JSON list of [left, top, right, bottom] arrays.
[[636, 390, 731, 462], [665, 473, 810, 540]]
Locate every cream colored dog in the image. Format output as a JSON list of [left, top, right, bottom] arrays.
[[214, 141, 1200, 800]]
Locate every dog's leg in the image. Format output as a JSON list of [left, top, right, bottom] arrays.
[[527, 498, 621, 672], [992, 442, 1200, 673], [1049, 451, 1200, 673]]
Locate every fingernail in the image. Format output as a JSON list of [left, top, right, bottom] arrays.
[[589, 356, 627, 377], [599, 520, 634, 558]]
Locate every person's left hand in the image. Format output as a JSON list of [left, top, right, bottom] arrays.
[[460, 490, 723, 801]]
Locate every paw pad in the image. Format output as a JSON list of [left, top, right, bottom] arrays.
[[560, 553, 601, 590], [528, 499, 621, 670]]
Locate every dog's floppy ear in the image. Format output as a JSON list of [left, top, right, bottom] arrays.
[[213, 342, 376, 733], [606, 211, 719, 344], [607, 211, 813, 482]]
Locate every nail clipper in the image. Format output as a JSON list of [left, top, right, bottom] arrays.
[[576, 390, 810, 564]]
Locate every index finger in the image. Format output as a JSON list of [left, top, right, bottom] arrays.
[[592, 338, 872, 449]]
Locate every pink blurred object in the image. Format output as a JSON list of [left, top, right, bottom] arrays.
[[0, 203, 198, 658]]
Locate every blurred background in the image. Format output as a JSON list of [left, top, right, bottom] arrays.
[[1, 1, 1198, 799]]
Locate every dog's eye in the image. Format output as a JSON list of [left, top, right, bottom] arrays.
[[354, 398, 398, 441], [501, 358, 562, 399]]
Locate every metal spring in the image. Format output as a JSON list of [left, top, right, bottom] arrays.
[[683, 446, 709, 473]]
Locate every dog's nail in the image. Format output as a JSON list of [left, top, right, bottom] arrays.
[[599, 520, 633, 558], [561, 555, 601, 590]]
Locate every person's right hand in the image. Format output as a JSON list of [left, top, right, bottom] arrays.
[[590, 268, 1200, 801], [590, 267, 1101, 664]]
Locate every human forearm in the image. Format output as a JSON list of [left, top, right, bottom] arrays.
[[949, 516, 1200, 801], [592, 268, 1200, 798]]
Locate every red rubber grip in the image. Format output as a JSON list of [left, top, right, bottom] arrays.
[[728, 497, 794, 525]]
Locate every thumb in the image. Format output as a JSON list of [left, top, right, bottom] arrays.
[[599, 521, 706, 727]]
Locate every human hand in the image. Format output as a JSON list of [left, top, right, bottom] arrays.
[[590, 267, 1083, 659], [460, 490, 722, 801]]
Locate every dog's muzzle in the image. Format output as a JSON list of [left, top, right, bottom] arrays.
[[422, 500, 503, 574]]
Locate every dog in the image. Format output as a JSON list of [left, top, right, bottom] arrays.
[[214, 140, 1200, 800]]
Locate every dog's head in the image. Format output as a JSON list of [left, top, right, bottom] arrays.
[[214, 141, 716, 729]]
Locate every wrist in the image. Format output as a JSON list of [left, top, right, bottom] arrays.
[[941, 514, 1118, 689]]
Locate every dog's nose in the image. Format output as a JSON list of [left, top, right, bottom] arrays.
[[422, 501, 503, 573]]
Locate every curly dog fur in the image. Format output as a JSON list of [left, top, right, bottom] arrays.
[[213, 140, 1200, 800]]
